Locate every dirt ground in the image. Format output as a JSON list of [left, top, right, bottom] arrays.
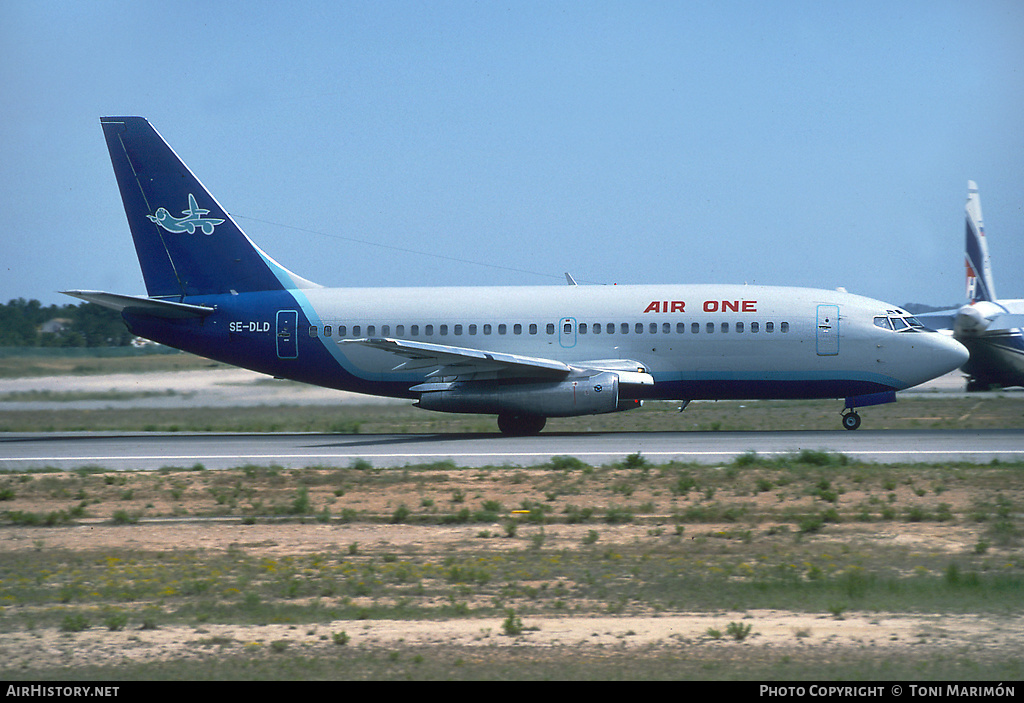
[[2, 517, 1021, 672], [1, 366, 1021, 675]]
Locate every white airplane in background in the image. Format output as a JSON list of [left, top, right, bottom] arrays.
[[64, 117, 967, 434], [917, 181, 1024, 390]]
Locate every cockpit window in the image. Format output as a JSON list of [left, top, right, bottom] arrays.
[[876, 314, 925, 332]]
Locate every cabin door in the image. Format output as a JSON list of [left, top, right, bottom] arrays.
[[816, 305, 839, 356], [276, 310, 299, 359]]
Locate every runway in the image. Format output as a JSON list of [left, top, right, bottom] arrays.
[[2, 429, 1023, 471]]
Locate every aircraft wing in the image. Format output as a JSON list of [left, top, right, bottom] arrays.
[[914, 310, 957, 331], [916, 304, 1024, 334], [340, 338, 654, 385]]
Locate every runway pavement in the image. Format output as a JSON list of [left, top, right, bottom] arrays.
[[2, 369, 1022, 470], [2, 428, 1023, 470]]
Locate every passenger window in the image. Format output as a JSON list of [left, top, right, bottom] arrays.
[[677, 322, 685, 334], [736, 321, 744, 333], [579, 323, 588, 334], [469, 324, 477, 335], [547, 323, 555, 334], [352, 325, 361, 336], [514, 324, 522, 335], [411, 325, 419, 336], [751, 322, 759, 333], [529, 323, 537, 335], [607, 323, 615, 334], [309, 326, 318, 337], [425, 324, 433, 335], [691, 322, 700, 334], [766, 322, 774, 333], [706, 322, 714, 334], [381, 325, 390, 336], [439, 324, 448, 335], [621, 323, 629, 334], [592, 323, 600, 334], [498, 324, 506, 335], [367, 325, 375, 336], [721, 322, 728, 333], [635, 323, 643, 334], [396, 325, 404, 336], [454, 324, 462, 335], [780, 322, 789, 333], [650, 323, 658, 334], [483, 324, 491, 335], [324, 325, 332, 337], [662, 323, 670, 334], [338, 325, 347, 337]]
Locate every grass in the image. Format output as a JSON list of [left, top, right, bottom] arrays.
[[2, 394, 1024, 433], [0, 454, 1022, 679], [0, 348, 228, 378], [10, 645, 1022, 681], [1, 457, 1021, 617], [1, 351, 1022, 679]]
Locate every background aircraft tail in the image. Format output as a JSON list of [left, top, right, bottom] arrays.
[[964, 180, 996, 303], [100, 117, 318, 298]]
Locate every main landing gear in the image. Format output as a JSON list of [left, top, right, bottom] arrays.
[[841, 410, 862, 431], [497, 413, 547, 436]]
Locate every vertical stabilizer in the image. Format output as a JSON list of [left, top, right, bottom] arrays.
[[100, 117, 318, 298], [964, 180, 996, 303]]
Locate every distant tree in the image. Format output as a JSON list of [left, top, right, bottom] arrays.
[[0, 298, 41, 345], [0, 299, 132, 347]]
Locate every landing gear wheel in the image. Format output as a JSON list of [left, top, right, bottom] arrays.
[[497, 414, 547, 436], [842, 411, 861, 431]]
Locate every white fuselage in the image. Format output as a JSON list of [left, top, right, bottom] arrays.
[[273, 282, 966, 400]]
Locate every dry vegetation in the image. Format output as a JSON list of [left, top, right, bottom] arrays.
[[1, 351, 1022, 679], [1, 451, 1022, 680]]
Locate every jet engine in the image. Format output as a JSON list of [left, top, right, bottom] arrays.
[[953, 301, 1005, 336], [415, 371, 638, 417]]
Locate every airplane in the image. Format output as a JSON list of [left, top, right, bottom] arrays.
[[916, 181, 1024, 391], [64, 117, 968, 434], [146, 193, 225, 235]]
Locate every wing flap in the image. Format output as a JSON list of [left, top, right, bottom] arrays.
[[339, 337, 572, 380], [339, 338, 655, 385]]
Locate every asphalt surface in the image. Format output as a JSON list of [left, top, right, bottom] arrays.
[[2, 428, 1023, 470], [2, 369, 1022, 470]]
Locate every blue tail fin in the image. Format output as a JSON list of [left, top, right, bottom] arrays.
[[100, 117, 318, 298], [964, 180, 996, 303]]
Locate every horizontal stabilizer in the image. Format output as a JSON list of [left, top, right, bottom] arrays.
[[61, 290, 215, 319]]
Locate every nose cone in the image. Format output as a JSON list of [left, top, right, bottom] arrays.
[[901, 332, 970, 388]]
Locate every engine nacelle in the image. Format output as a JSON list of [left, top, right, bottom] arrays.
[[416, 372, 633, 417], [954, 301, 1003, 336]]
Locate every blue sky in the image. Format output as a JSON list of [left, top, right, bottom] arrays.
[[2, 1, 1023, 308]]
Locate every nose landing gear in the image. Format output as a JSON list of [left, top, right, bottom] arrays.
[[841, 390, 896, 431]]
